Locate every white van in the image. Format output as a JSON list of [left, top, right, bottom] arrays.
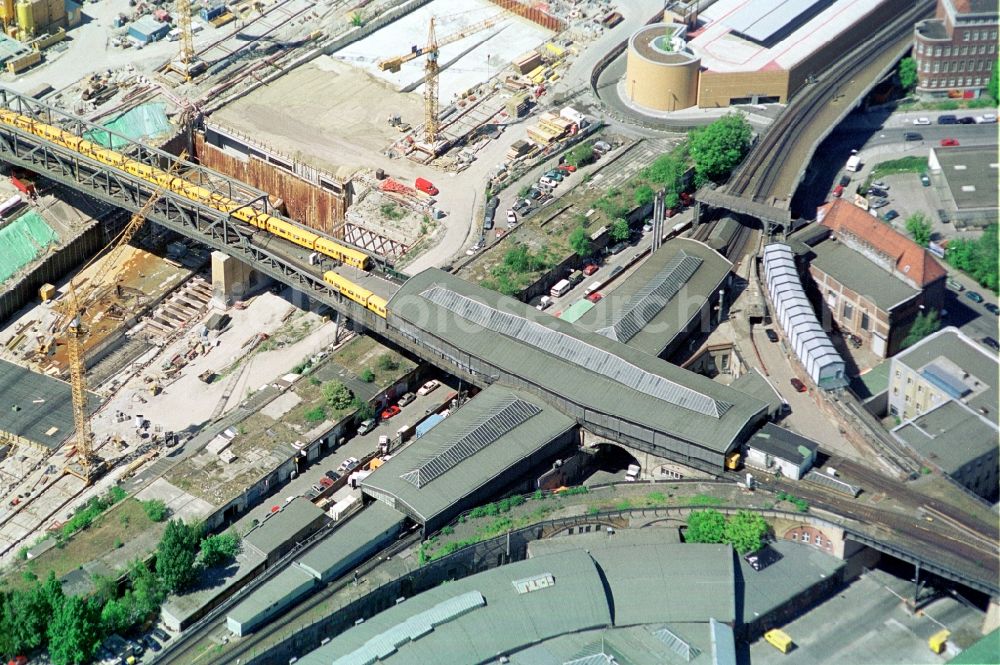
[[536, 295, 553, 310], [550, 279, 571, 297], [584, 281, 601, 296]]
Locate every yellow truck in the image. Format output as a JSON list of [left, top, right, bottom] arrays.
[[764, 629, 794, 654]]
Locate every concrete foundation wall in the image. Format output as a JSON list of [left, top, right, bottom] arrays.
[[0, 220, 102, 323]]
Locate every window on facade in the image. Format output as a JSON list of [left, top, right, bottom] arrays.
[[935, 46, 943, 55], [992, 30, 997, 40], [961, 46, 968, 55], [934, 62, 941, 73], [979, 45, 986, 55], [959, 61, 966, 71], [791, 533, 798, 541], [976, 78, 982, 86], [944, 46, 951, 56], [949, 79, 956, 87], [963, 31, 970, 41], [861, 312, 870, 330], [802, 533, 810, 543], [991, 45, 996, 54], [816, 536, 823, 547], [842, 302, 853, 320], [917, 43, 924, 54]]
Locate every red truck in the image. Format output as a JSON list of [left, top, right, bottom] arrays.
[[414, 177, 439, 196], [10, 176, 35, 197]]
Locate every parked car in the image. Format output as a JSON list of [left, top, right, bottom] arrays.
[[324, 470, 341, 482], [557, 164, 577, 173], [608, 242, 626, 255], [913, 116, 931, 125], [882, 209, 899, 221], [536, 295, 553, 310], [527, 187, 542, 200], [679, 191, 695, 206], [872, 180, 889, 189], [586, 292, 603, 303], [832, 184, 844, 198], [985, 303, 999, 316], [903, 131, 923, 141], [544, 170, 564, 181], [311, 483, 324, 494], [920, 173, 931, 187], [868, 186, 888, 197], [465, 243, 482, 256], [538, 176, 558, 188], [582, 263, 599, 276], [338, 457, 360, 472], [976, 113, 997, 123], [957, 116, 976, 124], [936, 114, 957, 124], [319, 476, 335, 489], [357, 419, 376, 435], [790, 378, 807, 393], [982, 336, 1000, 350], [397, 392, 416, 407], [418, 380, 440, 396], [838, 175, 851, 187], [966, 291, 984, 303], [940, 137, 960, 146], [144, 636, 162, 653], [152, 628, 171, 642], [946, 278, 964, 291], [765, 328, 779, 343], [381, 405, 401, 420], [506, 209, 518, 226], [869, 198, 888, 209]]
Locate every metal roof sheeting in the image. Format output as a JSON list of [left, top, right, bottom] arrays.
[[762, 244, 846, 390], [421, 286, 732, 418], [722, 0, 826, 42]]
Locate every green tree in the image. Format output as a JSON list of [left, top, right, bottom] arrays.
[[349, 11, 364, 27], [904, 212, 933, 246], [723, 510, 768, 554], [199, 532, 240, 568], [946, 224, 998, 292], [642, 149, 686, 191], [664, 191, 680, 210], [898, 56, 917, 91], [352, 397, 375, 421], [634, 184, 654, 207], [988, 60, 999, 101], [610, 218, 630, 242], [569, 227, 592, 257], [127, 559, 163, 619], [688, 113, 753, 184], [47, 596, 100, 665], [564, 142, 594, 167], [323, 381, 354, 409], [685, 509, 726, 544], [0, 581, 56, 656], [902, 309, 941, 349], [142, 499, 168, 522], [156, 520, 202, 594], [99, 597, 132, 635], [376, 354, 399, 372], [359, 368, 375, 383]]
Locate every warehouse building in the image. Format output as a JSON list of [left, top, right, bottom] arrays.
[[127, 15, 170, 45], [762, 244, 847, 390], [572, 238, 733, 360], [241, 497, 329, 566], [795, 200, 947, 358], [928, 144, 1000, 228], [361, 386, 577, 535], [387, 269, 768, 474], [627, 0, 914, 109]]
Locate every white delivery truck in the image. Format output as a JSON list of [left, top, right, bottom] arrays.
[[845, 150, 862, 172], [550, 279, 571, 297]]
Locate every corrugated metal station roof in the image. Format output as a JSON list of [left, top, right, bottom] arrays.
[[297, 501, 406, 581], [242, 497, 326, 557], [297, 549, 612, 665], [389, 269, 765, 455], [361, 385, 575, 526], [575, 239, 732, 358]]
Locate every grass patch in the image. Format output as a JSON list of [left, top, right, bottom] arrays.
[[687, 494, 724, 507], [897, 97, 996, 111], [380, 203, 405, 220], [860, 156, 929, 192]]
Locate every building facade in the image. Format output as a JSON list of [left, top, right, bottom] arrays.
[[913, 0, 998, 98], [806, 201, 947, 358]]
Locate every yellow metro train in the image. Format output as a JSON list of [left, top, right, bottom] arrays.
[[0, 108, 371, 271], [323, 271, 387, 318]]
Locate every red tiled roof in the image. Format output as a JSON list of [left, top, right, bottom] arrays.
[[817, 200, 947, 288]]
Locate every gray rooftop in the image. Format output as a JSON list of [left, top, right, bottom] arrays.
[[737, 539, 845, 622], [731, 369, 785, 416], [297, 501, 405, 581], [389, 269, 766, 455], [361, 386, 575, 526], [242, 497, 327, 557], [746, 423, 819, 464], [893, 327, 998, 422], [573, 239, 732, 358], [892, 400, 998, 475], [0, 359, 99, 450], [508, 625, 715, 665], [297, 549, 613, 665], [933, 145, 999, 211], [530, 535, 735, 626], [226, 563, 315, 628], [808, 237, 918, 311]]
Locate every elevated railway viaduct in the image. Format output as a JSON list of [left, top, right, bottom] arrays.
[[0, 89, 996, 599]]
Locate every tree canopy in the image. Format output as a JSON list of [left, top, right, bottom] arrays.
[[569, 227, 592, 257], [634, 184, 654, 207], [47, 596, 101, 665], [902, 309, 941, 349], [564, 142, 595, 168], [723, 510, 769, 555], [156, 519, 202, 594], [685, 509, 726, 544], [610, 218, 631, 243], [898, 57, 917, 91], [323, 381, 354, 410], [904, 212, 933, 246], [199, 532, 240, 568], [688, 114, 753, 184], [946, 224, 998, 292], [988, 60, 999, 101]]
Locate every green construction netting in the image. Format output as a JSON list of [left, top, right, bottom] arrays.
[[84, 102, 172, 149], [0, 210, 59, 284]]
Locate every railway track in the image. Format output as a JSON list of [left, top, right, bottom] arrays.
[[728, 0, 934, 204]]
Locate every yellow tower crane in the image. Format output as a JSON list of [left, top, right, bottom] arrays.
[[167, 0, 204, 80], [377, 14, 503, 145], [60, 152, 186, 485]]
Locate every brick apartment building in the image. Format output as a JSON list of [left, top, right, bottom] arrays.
[[791, 200, 947, 358], [913, 0, 998, 98]]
